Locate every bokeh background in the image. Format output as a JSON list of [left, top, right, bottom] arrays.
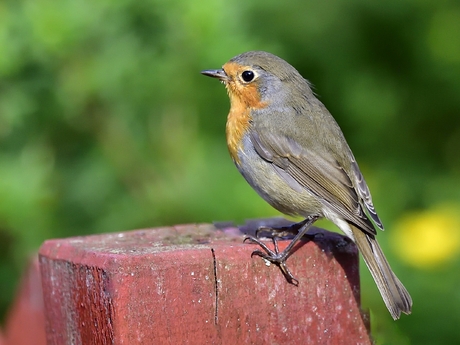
[[1, 0, 460, 343]]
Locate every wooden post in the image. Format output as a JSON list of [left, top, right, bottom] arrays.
[[2, 258, 46, 345], [39, 218, 371, 344]]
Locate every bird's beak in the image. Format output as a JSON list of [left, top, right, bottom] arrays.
[[201, 69, 228, 82]]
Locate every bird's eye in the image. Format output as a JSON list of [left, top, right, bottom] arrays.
[[241, 70, 255, 82]]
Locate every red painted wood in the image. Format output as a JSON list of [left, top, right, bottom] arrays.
[[39, 219, 371, 344], [3, 257, 46, 345]]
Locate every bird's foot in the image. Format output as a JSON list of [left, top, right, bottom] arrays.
[[243, 216, 319, 286], [244, 235, 300, 285]]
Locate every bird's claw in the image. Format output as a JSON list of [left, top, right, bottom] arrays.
[[244, 234, 299, 285]]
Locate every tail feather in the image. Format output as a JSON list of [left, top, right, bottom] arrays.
[[350, 224, 412, 320]]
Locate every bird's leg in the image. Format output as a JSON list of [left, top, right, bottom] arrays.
[[244, 215, 320, 285], [256, 217, 312, 238]]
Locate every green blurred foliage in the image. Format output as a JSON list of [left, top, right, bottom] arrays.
[[1, 0, 460, 343]]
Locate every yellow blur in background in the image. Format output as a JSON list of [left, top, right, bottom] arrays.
[[392, 204, 460, 268]]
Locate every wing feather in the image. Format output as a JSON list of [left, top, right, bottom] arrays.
[[250, 129, 377, 236]]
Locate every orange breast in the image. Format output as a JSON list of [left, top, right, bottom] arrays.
[[223, 62, 267, 164], [226, 102, 251, 164]]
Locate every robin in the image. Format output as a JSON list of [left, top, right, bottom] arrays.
[[201, 51, 412, 320]]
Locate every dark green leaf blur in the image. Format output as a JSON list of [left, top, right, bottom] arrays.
[[1, 0, 459, 343]]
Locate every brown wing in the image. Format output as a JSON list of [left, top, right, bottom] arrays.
[[250, 129, 377, 236], [350, 158, 384, 230]]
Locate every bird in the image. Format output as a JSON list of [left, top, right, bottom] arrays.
[[201, 50, 412, 320]]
